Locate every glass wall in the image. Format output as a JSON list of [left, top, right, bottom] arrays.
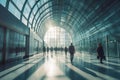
[[7, 30, 26, 60], [118, 42, 120, 58], [0, 0, 7, 7], [0, 0, 53, 34], [108, 36, 117, 57], [0, 27, 4, 63], [34, 39, 39, 54], [8, 2, 21, 19]]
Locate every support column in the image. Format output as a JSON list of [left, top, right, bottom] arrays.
[[106, 35, 109, 59], [23, 35, 29, 58], [116, 41, 120, 58], [2, 28, 9, 64]]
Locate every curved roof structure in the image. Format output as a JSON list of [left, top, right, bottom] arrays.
[[0, 0, 120, 40]]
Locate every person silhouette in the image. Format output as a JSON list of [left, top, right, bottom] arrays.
[[43, 46, 46, 56], [69, 43, 75, 63], [65, 46, 68, 58], [97, 43, 105, 64]]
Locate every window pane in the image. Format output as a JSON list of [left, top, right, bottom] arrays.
[[33, 19, 36, 28], [8, 30, 26, 59], [33, 5, 38, 14], [0, 0, 7, 7], [28, 0, 35, 7], [12, 0, 25, 11], [29, 14, 34, 23], [36, 12, 39, 20], [23, 4, 31, 18], [22, 16, 27, 25], [28, 23, 31, 28], [8, 2, 20, 19]]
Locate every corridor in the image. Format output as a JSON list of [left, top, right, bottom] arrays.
[[0, 0, 120, 80], [0, 51, 120, 80]]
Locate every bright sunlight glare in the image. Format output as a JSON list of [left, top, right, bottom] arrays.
[[44, 27, 72, 47]]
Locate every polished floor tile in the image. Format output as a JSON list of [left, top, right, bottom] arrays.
[[0, 51, 120, 80]]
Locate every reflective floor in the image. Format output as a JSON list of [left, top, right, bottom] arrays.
[[0, 51, 120, 80]]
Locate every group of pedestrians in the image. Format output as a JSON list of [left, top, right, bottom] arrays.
[[43, 42, 105, 64], [65, 43, 105, 64]]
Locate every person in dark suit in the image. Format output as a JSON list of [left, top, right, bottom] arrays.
[[65, 46, 68, 58], [69, 43, 75, 63], [97, 43, 105, 64], [43, 46, 46, 56]]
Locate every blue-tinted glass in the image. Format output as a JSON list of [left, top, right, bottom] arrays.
[[33, 5, 38, 15], [44, 2, 49, 8], [23, 4, 31, 18], [41, 0, 46, 4], [0, 27, 4, 62], [29, 14, 34, 23], [33, 19, 36, 28], [12, 0, 25, 11], [8, 2, 20, 19], [36, 12, 39, 20], [28, 23, 31, 28], [22, 16, 27, 25], [28, 0, 35, 7], [7, 30, 26, 59], [0, 0, 7, 7]]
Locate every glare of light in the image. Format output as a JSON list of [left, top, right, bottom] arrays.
[[44, 58, 57, 77], [45, 19, 55, 29], [66, 64, 101, 80], [44, 27, 72, 47]]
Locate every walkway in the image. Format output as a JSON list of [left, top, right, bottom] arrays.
[[0, 51, 120, 80]]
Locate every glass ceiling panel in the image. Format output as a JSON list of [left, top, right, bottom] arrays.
[[1, 0, 118, 40], [12, 0, 25, 11], [35, 12, 40, 20], [33, 5, 38, 15], [22, 16, 27, 25], [8, 2, 20, 19], [31, 3, 52, 28], [44, 2, 49, 9], [28, 23, 31, 28], [28, 0, 35, 8], [0, 0, 7, 7], [23, 3, 31, 18], [41, 0, 46, 5], [33, 19, 36, 28], [29, 14, 34, 23]]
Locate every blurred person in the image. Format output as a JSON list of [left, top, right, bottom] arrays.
[[69, 43, 75, 63], [97, 43, 105, 64]]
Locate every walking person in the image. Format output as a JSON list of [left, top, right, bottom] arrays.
[[65, 46, 68, 58], [69, 43, 75, 63], [43, 46, 46, 56], [97, 43, 105, 64]]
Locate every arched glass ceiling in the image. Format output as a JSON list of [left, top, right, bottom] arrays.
[[38, 17, 74, 39], [0, 0, 120, 40]]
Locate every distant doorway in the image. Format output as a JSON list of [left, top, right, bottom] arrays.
[[44, 27, 72, 48]]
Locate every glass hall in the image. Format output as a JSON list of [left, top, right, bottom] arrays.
[[0, 0, 120, 80]]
